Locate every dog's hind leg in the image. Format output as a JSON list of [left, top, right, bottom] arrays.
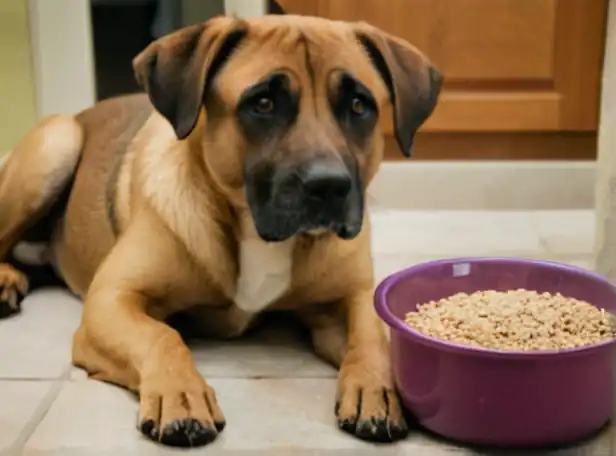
[[0, 115, 83, 317]]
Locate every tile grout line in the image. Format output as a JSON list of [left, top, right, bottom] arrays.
[[373, 252, 593, 259], [0, 378, 60, 382], [528, 211, 597, 261], [519, 212, 552, 257], [5, 365, 73, 456], [373, 253, 594, 263]]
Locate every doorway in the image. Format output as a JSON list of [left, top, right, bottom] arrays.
[[27, 0, 233, 117]]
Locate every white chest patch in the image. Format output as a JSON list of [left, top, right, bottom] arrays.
[[233, 237, 295, 313]]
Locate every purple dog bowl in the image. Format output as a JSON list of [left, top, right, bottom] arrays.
[[374, 257, 616, 447]]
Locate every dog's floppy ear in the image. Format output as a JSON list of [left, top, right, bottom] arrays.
[[133, 17, 247, 140], [354, 23, 443, 158]]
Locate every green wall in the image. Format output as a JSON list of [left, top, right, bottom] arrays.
[[0, 0, 37, 155]]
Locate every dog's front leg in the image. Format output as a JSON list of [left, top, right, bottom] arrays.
[[71, 217, 226, 448], [73, 289, 225, 447], [332, 288, 408, 443]]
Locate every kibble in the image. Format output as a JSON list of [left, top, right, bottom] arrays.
[[404, 289, 616, 351]]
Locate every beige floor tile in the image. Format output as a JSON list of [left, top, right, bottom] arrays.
[[191, 318, 336, 379], [373, 254, 429, 284], [370, 210, 543, 257], [24, 379, 358, 455], [22, 379, 468, 456], [69, 318, 335, 382], [0, 288, 82, 379], [559, 258, 595, 271], [0, 381, 55, 454], [530, 210, 595, 255], [25, 378, 608, 456], [23, 380, 145, 456], [209, 378, 360, 452]]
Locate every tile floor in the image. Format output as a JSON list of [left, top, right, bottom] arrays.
[[1, 209, 612, 456]]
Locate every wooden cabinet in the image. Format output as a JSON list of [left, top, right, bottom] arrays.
[[271, 0, 608, 160]]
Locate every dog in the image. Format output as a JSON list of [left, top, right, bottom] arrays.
[[0, 14, 441, 447]]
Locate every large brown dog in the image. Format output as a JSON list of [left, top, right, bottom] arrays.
[[0, 15, 441, 447]]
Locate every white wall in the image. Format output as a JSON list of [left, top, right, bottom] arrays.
[[28, 0, 96, 117], [223, 0, 266, 18], [595, 0, 616, 278]]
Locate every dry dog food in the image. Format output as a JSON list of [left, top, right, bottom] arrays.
[[404, 289, 616, 350]]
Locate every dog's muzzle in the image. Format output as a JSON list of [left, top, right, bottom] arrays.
[[245, 157, 364, 242]]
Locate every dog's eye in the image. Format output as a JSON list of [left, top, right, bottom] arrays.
[[254, 97, 275, 114], [351, 97, 366, 116]]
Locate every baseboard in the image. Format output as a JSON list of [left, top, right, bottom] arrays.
[[368, 161, 596, 210]]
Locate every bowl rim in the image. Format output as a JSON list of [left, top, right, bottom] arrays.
[[374, 256, 616, 359]]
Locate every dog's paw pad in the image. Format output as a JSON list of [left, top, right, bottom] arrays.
[[355, 417, 408, 443], [0, 285, 26, 318], [337, 416, 358, 434], [336, 385, 408, 443], [160, 418, 217, 447], [214, 419, 226, 432], [139, 419, 159, 440], [0, 264, 28, 319]]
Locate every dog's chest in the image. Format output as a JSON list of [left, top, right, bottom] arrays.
[[233, 237, 295, 313]]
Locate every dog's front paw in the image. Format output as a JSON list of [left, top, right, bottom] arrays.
[[0, 264, 28, 318], [336, 366, 408, 443], [138, 370, 226, 447]]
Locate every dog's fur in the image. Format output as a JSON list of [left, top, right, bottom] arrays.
[[0, 15, 441, 447]]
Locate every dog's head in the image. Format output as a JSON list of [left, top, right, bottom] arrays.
[[133, 15, 442, 242]]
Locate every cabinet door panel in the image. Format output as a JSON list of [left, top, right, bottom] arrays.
[[276, 0, 607, 133], [322, 0, 556, 82]]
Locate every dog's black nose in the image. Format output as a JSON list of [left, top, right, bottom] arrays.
[[301, 162, 352, 200]]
